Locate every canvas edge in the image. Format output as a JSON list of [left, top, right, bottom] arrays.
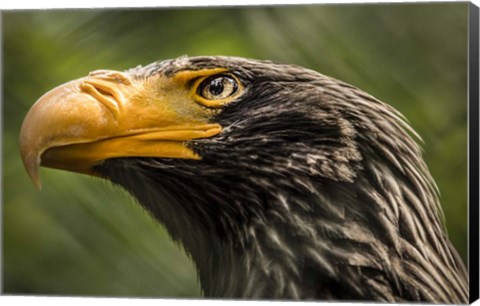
[[468, 1, 480, 304]]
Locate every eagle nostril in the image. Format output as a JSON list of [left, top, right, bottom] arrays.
[[94, 85, 115, 99], [79, 81, 120, 120]]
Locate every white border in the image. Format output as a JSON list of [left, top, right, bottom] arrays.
[[0, 0, 477, 10]]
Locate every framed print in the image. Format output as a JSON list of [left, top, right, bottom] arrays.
[[2, 1, 479, 304]]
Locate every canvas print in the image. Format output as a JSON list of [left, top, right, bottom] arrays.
[[2, 2, 478, 303]]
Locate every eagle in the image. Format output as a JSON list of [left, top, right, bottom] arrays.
[[19, 56, 468, 302]]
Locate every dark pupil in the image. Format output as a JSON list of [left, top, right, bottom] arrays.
[[209, 78, 225, 96]]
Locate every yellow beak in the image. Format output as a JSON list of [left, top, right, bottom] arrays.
[[20, 69, 222, 189]]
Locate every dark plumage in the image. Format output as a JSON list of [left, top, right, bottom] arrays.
[[21, 56, 468, 302]]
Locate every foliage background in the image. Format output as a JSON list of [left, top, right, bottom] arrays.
[[2, 3, 469, 298]]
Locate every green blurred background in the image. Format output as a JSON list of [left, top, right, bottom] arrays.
[[2, 3, 469, 298]]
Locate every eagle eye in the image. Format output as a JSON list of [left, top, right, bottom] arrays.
[[198, 75, 238, 100]]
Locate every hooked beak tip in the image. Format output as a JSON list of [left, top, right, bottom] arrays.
[[21, 152, 42, 190], [32, 176, 42, 191]]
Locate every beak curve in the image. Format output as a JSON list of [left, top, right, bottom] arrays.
[[20, 70, 221, 189]]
